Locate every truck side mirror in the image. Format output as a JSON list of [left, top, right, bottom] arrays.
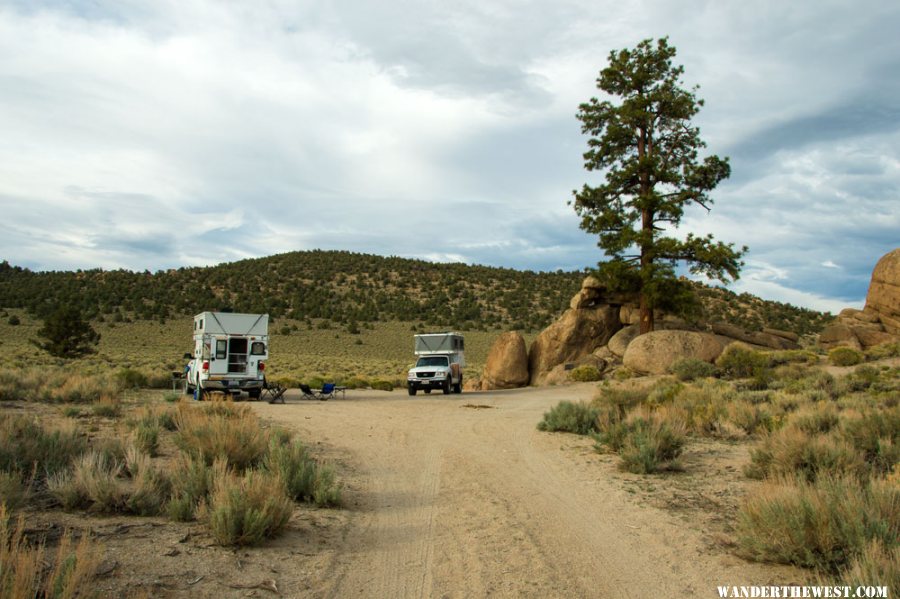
[[183, 353, 193, 360]]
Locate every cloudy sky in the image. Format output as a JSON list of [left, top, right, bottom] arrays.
[[1, 0, 898, 312]]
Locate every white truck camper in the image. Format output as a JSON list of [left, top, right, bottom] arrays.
[[407, 332, 465, 396], [184, 312, 269, 400]]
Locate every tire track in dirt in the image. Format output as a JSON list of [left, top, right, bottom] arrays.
[[255, 384, 805, 598]]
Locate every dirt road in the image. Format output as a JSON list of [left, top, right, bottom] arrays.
[[251, 384, 794, 598]]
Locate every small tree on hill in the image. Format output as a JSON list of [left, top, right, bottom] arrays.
[[573, 37, 746, 334], [34, 306, 100, 358]]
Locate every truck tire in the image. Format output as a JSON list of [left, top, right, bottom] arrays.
[[453, 378, 462, 394], [442, 376, 451, 394], [248, 389, 261, 400], [408, 386, 417, 396]]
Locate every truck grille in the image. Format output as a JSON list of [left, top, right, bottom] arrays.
[[419, 372, 435, 378]]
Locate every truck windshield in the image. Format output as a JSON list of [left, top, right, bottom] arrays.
[[416, 356, 449, 368]]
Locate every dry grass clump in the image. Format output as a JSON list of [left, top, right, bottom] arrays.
[[0, 504, 102, 599], [173, 403, 269, 470], [200, 466, 294, 546], [838, 539, 899, 590], [746, 427, 867, 482], [736, 475, 898, 574], [48, 451, 125, 511]]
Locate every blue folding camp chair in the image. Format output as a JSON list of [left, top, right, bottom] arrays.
[[316, 383, 336, 401]]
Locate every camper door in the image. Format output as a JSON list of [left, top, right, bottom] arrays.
[[209, 337, 230, 375]]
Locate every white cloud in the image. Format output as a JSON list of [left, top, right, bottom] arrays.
[[0, 0, 898, 311]]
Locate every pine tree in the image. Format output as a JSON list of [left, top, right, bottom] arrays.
[[34, 306, 100, 358], [573, 37, 746, 334]]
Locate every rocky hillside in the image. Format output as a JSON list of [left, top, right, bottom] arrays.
[[0, 251, 830, 334]]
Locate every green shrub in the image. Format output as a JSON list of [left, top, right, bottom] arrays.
[[537, 401, 599, 435], [568, 365, 602, 382], [91, 401, 120, 418], [0, 415, 86, 481], [166, 455, 215, 522], [841, 408, 900, 477], [716, 345, 770, 379], [617, 417, 686, 474], [115, 368, 148, 389], [726, 401, 776, 436], [202, 468, 294, 546], [792, 404, 841, 435], [829, 347, 863, 367], [131, 421, 160, 457], [61, 406, 82, 419], [670, 358, 716, 381], [370, 379, 394, 392], [645, 379, 684, 406], [163, 391, 180, 403], [0, 471, 27, 512], [124, 451, 170, 516], [864, 341, 900, 361], [736, 476, 899, 573], [263, 439, 341, 507], [592, 387, 649, 419]]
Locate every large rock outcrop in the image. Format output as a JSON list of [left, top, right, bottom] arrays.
[[818, 248, 900, 350], [864, 248, 900, 335], [623, 331, 728, 375], [481, 331, 529, 390], [528, 278, 622, 385], [710, 322, 800, 351]]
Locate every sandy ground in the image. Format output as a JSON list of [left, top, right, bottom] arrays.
[[245, 383, 802, 599], [14, 383, 809, 598]]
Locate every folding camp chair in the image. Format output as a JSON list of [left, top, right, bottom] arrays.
[[261, 378, 287, 404], [299, 384, 318, 400], [315, 383, 336, 401]]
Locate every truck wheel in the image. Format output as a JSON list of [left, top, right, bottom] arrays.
[[248, 389, 261, 400], [442, 377, 451, 394], [408, 386, 417, 396], [453, 379, 462, 394]]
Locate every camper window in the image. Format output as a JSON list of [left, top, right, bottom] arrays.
[[250, 342, 266, 356], [216, 340, 227, 359]]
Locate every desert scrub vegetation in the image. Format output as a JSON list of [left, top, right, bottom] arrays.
[[0, 503, 103, 599], [537, 401, 599, 435], [828, 347, 864, 367], [568, 364, 602, 382], [0, 366, 121, 403], [200, 466, 294, 546], [2, 395, 341, 547], [173, 402, 270, 470], [736, 475, 898, 576]]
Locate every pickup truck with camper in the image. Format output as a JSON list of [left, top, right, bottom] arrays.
[[407, 332, 464, 396], [183, 312, 269, 400]]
